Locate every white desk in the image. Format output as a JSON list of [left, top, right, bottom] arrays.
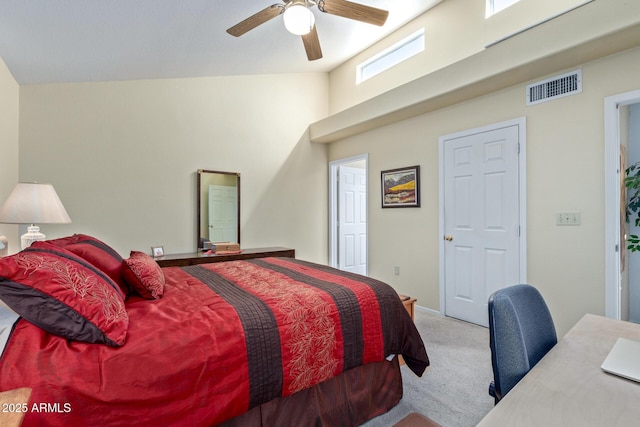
[[477, 314, 640, 426]]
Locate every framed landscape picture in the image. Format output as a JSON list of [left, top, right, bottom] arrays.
[[381, 165, 420, 208]]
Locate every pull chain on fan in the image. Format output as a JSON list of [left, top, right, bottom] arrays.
[[226, 0, 389, 61]]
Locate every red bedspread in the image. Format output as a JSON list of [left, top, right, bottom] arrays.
[[0, 258, 428, 426]]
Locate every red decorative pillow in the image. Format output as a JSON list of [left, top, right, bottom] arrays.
[[122, 251, 165, 299], [0, 243, 128, 346], [44, 234, 129, 297]]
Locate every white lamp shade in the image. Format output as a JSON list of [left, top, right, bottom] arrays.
[[283, 4, 315, 35], [0, 183, 71, 224]]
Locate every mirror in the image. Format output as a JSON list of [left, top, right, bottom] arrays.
[[197, 169, 240, 250]]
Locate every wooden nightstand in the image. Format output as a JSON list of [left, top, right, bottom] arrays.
[[399, 294, 416, 320], [0, 387, 31, 427], [398, 294, 417, 366]]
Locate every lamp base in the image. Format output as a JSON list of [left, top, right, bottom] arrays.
[[21, 224, 45, 250], [0, 235, 7, 257]]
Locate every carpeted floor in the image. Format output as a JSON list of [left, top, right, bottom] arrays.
[[362, 309, 495, 427]]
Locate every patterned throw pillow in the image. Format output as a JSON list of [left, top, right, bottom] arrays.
[[0, 243, 128, 346], [122, 251, 165, 300], [44, 234, 129, 297]]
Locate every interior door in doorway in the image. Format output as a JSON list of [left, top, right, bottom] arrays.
[[442, 124, 522, 327], [208, 185, 238, 242], [339, 165, 367, 275]]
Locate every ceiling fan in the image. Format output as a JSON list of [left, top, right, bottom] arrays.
[[226, 0, 389, 61]]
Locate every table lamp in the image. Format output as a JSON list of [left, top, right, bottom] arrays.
[[0, 182, 71, 250]]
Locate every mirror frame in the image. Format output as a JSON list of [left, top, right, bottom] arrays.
[[197, 169, 241, 249]]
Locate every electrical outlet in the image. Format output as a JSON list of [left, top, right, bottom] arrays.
[[557, 212, 581, 226], [394, 266, 400, 276]]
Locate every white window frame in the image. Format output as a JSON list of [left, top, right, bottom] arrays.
[[356, 29, 425, 84], [486, 0, 520, 17]]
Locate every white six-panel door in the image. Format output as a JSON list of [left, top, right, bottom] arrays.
[[339, 166, 367, 275], [441, 122, 523, 327]]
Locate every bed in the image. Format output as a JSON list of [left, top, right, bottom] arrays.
[[0, 234, 429, 426]]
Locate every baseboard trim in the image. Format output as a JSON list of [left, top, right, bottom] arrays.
[[415, 305, 442, 316]]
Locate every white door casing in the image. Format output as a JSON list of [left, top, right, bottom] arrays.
[[439, 118, 527, 327], [338, 166, 367, 275], [604, 89, 640, 320]]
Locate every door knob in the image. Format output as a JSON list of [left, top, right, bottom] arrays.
[[444, 235, 453, 241]]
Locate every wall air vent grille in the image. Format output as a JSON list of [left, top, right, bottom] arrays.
[[526, 69, 582, 106]]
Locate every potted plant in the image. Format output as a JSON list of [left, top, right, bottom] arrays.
[[626, 162, 640, 251]]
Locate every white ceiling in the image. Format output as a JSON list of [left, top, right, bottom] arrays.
[[0, 0, 442, 85]]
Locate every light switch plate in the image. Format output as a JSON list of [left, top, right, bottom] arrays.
[[557, 212, 581, 225]]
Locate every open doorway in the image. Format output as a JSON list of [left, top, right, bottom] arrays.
[[620, 103, 640, 322], [604, 89, 640, 321], [329, 154, 368, 275]]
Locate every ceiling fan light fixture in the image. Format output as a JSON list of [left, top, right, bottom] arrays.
[[283, 3, 315, 36]]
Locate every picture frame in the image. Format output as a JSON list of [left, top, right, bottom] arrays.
[[151, 245, 165, 258], [381, 165, 420, 208]]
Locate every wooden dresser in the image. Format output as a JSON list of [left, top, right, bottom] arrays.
[[155, 247, 295, 268]]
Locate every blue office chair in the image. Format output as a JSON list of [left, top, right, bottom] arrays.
[[488, 284, 557, 404]]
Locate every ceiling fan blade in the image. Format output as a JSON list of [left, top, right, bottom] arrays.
[[301, 25, 323, 61], [318, 0, 388, 26], [226, 4, 285, 37]]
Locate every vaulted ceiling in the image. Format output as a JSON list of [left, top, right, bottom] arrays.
[[0, 0, 442, 85]]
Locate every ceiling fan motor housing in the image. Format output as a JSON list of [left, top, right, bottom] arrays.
[[283, 0, 316, 36]]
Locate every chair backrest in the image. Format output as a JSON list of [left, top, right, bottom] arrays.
[[488, 284, 557, 402]]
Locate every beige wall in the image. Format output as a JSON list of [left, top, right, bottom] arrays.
[[329, 46, 640, 337], [329, 0, 588, 114], [18, 73, 330, 262], [0, 58, 19, 254]]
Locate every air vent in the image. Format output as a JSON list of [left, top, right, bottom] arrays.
[[526, 70, 582, 106]]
